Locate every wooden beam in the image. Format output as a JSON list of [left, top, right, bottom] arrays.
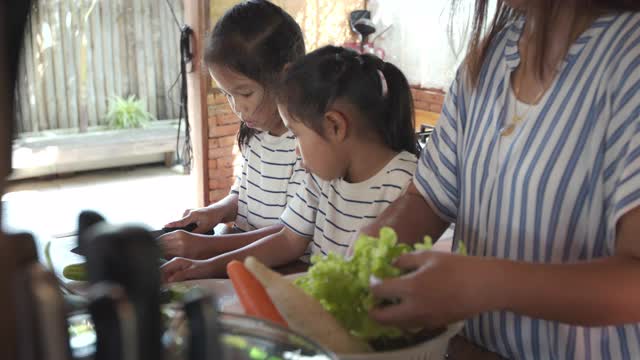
[[1, 2, 30, 356], [183, 0, 210, 207]]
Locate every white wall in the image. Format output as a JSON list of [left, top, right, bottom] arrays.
[[369, 0, 495, 90]]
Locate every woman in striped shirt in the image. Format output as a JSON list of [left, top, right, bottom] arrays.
[[159, 1, 307, 277], [365, 1, 640, 359]]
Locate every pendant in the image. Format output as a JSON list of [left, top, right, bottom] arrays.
[[512, 114, 523, 124], [501, 124, 515, 137], [501, 114, 522, 137]]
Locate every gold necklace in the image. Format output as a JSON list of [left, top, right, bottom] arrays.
[[501, 44, 547, 137], [501, 85, 544, 137]]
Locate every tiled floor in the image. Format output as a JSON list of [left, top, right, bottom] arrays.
[[2, 164, 196, 259]]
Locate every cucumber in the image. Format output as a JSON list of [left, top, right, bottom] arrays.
[[63, 263, 88, 281], [62, 258, 171, 282]]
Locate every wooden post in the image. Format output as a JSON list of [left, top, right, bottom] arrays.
[[1, 1, 32, 356], [183, 0, 210, 208]]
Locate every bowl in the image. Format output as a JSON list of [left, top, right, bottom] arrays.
[[67, 309, 337, 360], [339, 322, 463, 360]]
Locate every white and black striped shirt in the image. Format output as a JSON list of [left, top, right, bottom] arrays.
[[230, 131, 305, 231], [281, 151, 417, 260]]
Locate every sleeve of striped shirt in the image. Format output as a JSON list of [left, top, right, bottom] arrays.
[[613, 124, 640, 221], [229, 147, 247, 196], [609, 39, 640, 227], [279, 173, 321, 238], [285, 157, 306, 203], [413, 73, 462, 223], [229, 174, 241, 195]]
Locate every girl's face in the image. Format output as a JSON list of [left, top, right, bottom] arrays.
[[208, 63, 284, 134], [278, 105, 347, 181]]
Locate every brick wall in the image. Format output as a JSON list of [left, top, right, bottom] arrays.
[[411, 87, 446, 114], [206, 91, 241, 203]]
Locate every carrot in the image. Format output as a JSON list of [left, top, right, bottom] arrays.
[[226, 260, 288, 327], [244, 256, 372, 354]]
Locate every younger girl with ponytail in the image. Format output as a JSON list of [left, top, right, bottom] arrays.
[[162, 46, 419, 281]]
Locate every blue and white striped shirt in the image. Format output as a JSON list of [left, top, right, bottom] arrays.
[[230, 131, 305, 231], [415, 12, 640, 360]]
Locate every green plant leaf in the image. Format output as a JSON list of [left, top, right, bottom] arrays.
[[105, 95, 154, 129]]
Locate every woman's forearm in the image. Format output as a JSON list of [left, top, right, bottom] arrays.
[[489, 207, 640, 326], [482, 255, 640, 326]]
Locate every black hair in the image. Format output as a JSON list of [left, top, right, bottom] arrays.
[[278, 46, 418, 156], [204, 0, 305, 151], [460, 0, 640, 87]]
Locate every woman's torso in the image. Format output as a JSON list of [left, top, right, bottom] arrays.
[[436, 12, 640, 359]]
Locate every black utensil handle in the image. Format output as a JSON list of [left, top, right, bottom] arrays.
[[184, 292, 222, 360], [88, 283, 137, 360], [162, 222, 215, 235], [162, 222, 198, 233], [84, 216, 163, 360]]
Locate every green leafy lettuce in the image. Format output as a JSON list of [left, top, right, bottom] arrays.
[[294, 227, 434, 341]]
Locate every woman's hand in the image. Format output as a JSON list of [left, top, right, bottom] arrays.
[[160, 257, 223, 283], [164, 207, 224, 234], [157, 230, 215, 260], [369, 251, 502, 330]]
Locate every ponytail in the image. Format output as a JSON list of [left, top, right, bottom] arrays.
[[279, 46, 418, 156], [369, 58, 418, 156]]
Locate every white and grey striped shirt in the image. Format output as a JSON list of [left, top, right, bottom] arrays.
[[230, 131, 305, 231], [416, 12, 640, 360], [281, 151, 417, 260]]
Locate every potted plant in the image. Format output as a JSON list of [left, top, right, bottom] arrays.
[[105, 95, 155, 129]]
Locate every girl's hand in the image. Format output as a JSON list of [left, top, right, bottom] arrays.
[[164, 207, 223, 234], [160, 257, 220, 283], [369, 251, 501, 330], [158, 230, 213, 260]]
